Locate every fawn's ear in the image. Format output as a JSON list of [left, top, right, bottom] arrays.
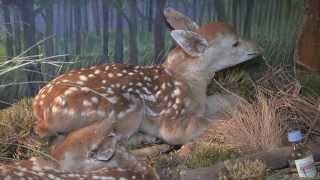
[[89, 112, 117, 161], [171, 30, 208, 57], [164, 7, 199, 31], [90, 133, 117, 161]]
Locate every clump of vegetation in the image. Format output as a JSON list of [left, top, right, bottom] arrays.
[[220, 159, 266, 180], [220, 89, 286, 153], [181, 141, 238, 169], [0, 98, 48, 160], [298, 70, 320, 98], [154, 152, 183, 180], [153, 141, 238, 179], [207, 66, 255, 98], [218, 81, 320, 153]]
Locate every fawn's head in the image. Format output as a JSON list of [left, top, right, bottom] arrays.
[[164, 7, 262, 82], [50, 112, 117, 171]]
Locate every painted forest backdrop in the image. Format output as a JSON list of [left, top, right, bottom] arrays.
[[0, 0, 312, 107]]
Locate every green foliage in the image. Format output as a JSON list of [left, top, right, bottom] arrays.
[[207, 65, 255, 98], [298, 71, 320, 98]]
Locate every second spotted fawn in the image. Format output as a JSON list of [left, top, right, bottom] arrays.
[[0, 115, 159, 179], [33, 8, 262, 145]]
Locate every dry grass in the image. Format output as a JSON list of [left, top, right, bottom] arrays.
[[218, 82, 320, 153], [210, 65, 320, 153], [220, 88, 287, 152], [220, 159, 266, 180], [0, 98, 48, 161]]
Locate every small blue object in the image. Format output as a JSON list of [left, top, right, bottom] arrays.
[[288, 130, 304, 142]]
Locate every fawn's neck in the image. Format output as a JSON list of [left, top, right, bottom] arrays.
[[163, 59, 210, 113]]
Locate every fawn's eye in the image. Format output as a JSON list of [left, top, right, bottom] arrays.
[[232, 41, 239, 47]]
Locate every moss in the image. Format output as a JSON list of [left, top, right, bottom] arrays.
[[0, 98, 48, 160], [220, 159, 266, 180], [154, 153, 183, 180], [182, 141, 239, 169], [298, 71, 320, 98], [207, 66, 255, 99]]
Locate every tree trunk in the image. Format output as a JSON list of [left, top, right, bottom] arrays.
[[198, 0, 206, 25], [44, 5, 54, 57], [63, 0, 69, 61], [13, 6, 22, 55], [18, 0, 43, 95], [69, 0, 73, 54], [74, 0, 81, 55], [148, 0, 153, 32], [213, 0, 226, 21], [2, 3, 14, 57], [101, 0, 109, 63], [297, 0, 320, 71], [243, 0, 254, 37], [114, 1, 124, 63], [55, 1, 63, 54], [128, 0, 139, 64], [153, 0, 166, 64], [91, 0, 101, 37], [83, 0, 89, 34], [192, 0, 197, 20], [83, 0, 89, 53]]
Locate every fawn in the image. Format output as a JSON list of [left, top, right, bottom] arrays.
[[32, 7, 262, 145], [0, 114, 159, 179]]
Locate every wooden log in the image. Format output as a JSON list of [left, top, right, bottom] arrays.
[[180, 143, 320, 180]]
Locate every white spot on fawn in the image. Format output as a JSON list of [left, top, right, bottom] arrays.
[[161, 83, 166, 90], [108, 73, 114, 78], [153, 75, 159, 80], [90, 66, 97, 69], [81, 87, 91, 92], [76, 81, 85, 85], [106, 88, 114, 94], [155, 90, 162, 98], [107, 96, 118, 104], [94, 69, 101, 74], [91, 97, 99, 104], [173, 88, 181, 96], [88, 74, 95, 78], [83, 100, 92, 106], [79, 75, 88, 81], [144, 76, 152, 82]]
